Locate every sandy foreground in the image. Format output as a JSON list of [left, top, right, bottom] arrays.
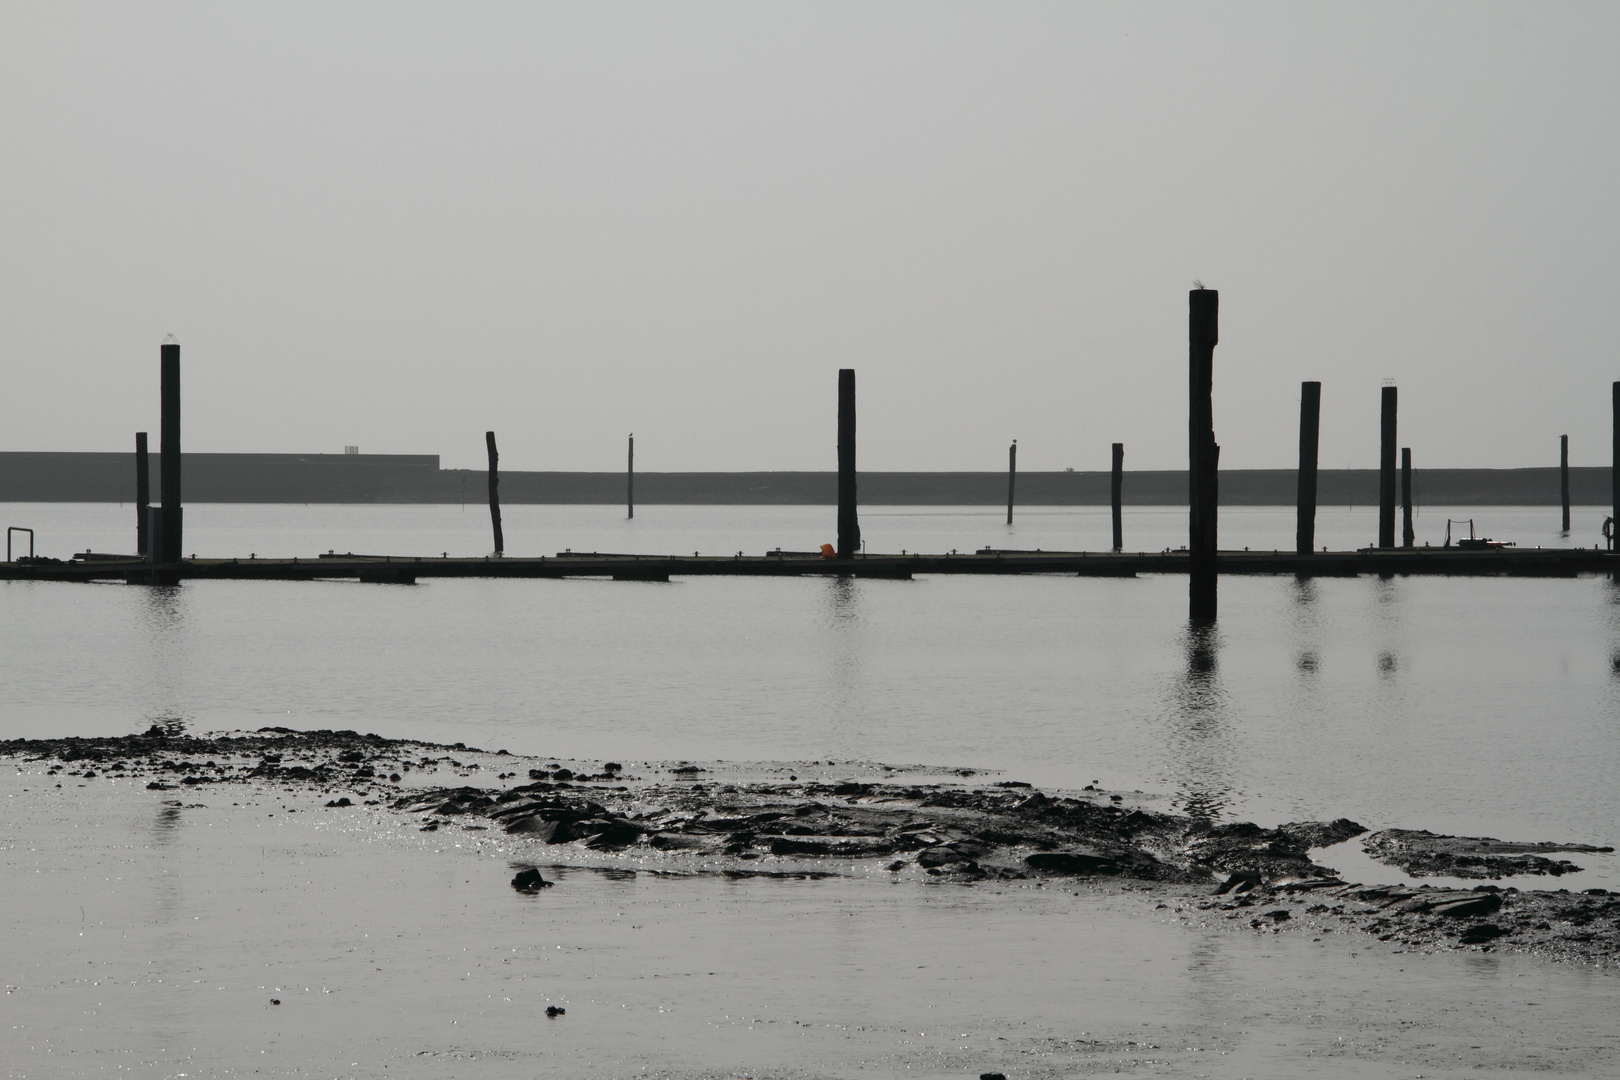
[[3, 729, 1618, 1079]]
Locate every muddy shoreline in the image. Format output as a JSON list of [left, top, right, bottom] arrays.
[[5, 726, 1616, 968]]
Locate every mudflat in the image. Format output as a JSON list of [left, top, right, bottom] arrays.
[[4, 727, 1618, 1078]]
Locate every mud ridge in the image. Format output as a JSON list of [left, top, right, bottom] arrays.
[[4, 727, 1615, 966]]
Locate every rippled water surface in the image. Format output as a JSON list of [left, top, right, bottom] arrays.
[[3, 502, 1617, 881]]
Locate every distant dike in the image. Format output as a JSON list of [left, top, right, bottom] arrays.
[[0, 452, 1604, 506]]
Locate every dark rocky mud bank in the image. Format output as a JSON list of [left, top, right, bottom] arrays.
[[5, 726, 1617, 967]]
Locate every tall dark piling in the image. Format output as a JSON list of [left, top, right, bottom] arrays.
[[1561, 434, 1570, 534], [159, 343, 182, 564], [1614, 383, 1620, 536], [1401, 447, 1414, 547], [837, 369, 860, 559], [1006, 440, 1017, 525], [1111, 442, 1124, 553], [485, 431, 504, 557], [1296, 381, 1321, 554], [134, 432, 150, 556], [1188, 289, 1218, 621], [627, 434, 635, 520], [1378, 386, 1397, 548]]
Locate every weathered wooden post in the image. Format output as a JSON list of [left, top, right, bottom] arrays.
[[1378, 385, 1397, 548], [1296, 381, 1320, 554], [1006, 440, 1017, 525], [837, 369, 860, 559], [1613, 383, 1620, 542], [627, 434, 634, 520], [134, 432, 151, 556], [1189, 289, 1218, 621], [1111, 442, 1124, 553], [1561, 434, 1570, 534], [485, 431, 504, 556], [1401, 447, 1415, 547], [159, 342, 182, 564]]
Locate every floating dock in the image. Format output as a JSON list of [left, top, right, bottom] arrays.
[[1, 546, 1611, 585]]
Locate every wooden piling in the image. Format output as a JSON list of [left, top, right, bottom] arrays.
[[485, 431, 504, 556], [159, 343, 182, 564], [837, 369, 860, 559], [1188, 289, 1218, 621], [1378, 386, 1397, 549], [1560, 434, 1570, 534], [1613, 383, 1620, 538], [1006, 441, 1017, 525], [627, 434, 634, 520], [1401, 447, 1414, 547], [134, 432, 150, 556], [1111, 442, 1124, 553], [1296, 381, 1320, 554]]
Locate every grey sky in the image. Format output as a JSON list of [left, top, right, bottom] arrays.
[[2, 2, 1615, 472]]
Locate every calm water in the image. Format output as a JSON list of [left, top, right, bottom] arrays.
[[3, 502, 1617, 885]]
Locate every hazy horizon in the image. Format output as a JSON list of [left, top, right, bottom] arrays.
[[3, 3, 1616, 473]]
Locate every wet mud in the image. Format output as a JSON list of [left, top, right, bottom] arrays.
[[5, 726, 1617, 967]]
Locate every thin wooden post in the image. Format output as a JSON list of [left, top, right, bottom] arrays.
[[1006, 440, 1017, 525], [1111, 442, 1124, 553], [485, 431, 504, 556], [1378, 386, 1397, 548], [134, 432, 150, 556], [1296, 381, 1320, 554], [1561, 434, 1570, 534], [837, 369, 860, 559], [1613, 383, 1620, 542], [627, 434, 634, 519], [1189, 289, 1218, 621], [159, 342, 182, 564], [1401, 447, 1414, 547]]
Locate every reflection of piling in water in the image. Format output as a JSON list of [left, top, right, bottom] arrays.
[[1111, 442, 1124, 553], [159, 343, 182, 564], [1296, 381, 1320, 554], [1006, 440, 1017, 525], [1188, 290, 1218, 621], [1402, 447, 1415, 547], [837, 369, 860, 559], [1379, 386, 1397, 549], [485, 431, 504, 557], [1561, 434, 1571, 534], [134, 432, 150, 557]]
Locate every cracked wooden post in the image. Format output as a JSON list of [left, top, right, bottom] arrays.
[[837, 369, 860, 559], [486, 431, 504, 557], [1296, 381, 1320, 554], [1402, 447, 1415, 547], [135, 432, 150, 557], [1189, 289, 1218, 621], [1111, 442, 1124, 553], [159, 342, 182, 564], [1006, 440, 1017, 525], [1379, 386, 1397, 549]]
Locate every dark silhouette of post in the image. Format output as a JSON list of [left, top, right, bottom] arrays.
[[1296, 381, 1320, 554], [837, 369, 860, 559], [1401, 447, 1414, 547], [485, 431, 503, 556], [1614, 383, 1620, 537], [1006, 440, 1017, 525], [1378, 386, 1397, 548], [627, 434, 634, 519], [1560, 434, 1570, 534], [159, 343, 182, 564], [1188, 289, 1218, 621], [134, 432, 151, 556], [1111, 442, 1124, 553]]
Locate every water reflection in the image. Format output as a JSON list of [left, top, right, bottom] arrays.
[[1160, 621, 1236, 821], [1289, 576, 1321, 677], [136, 585, 191, 735], [818, 576, 868, 752]]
